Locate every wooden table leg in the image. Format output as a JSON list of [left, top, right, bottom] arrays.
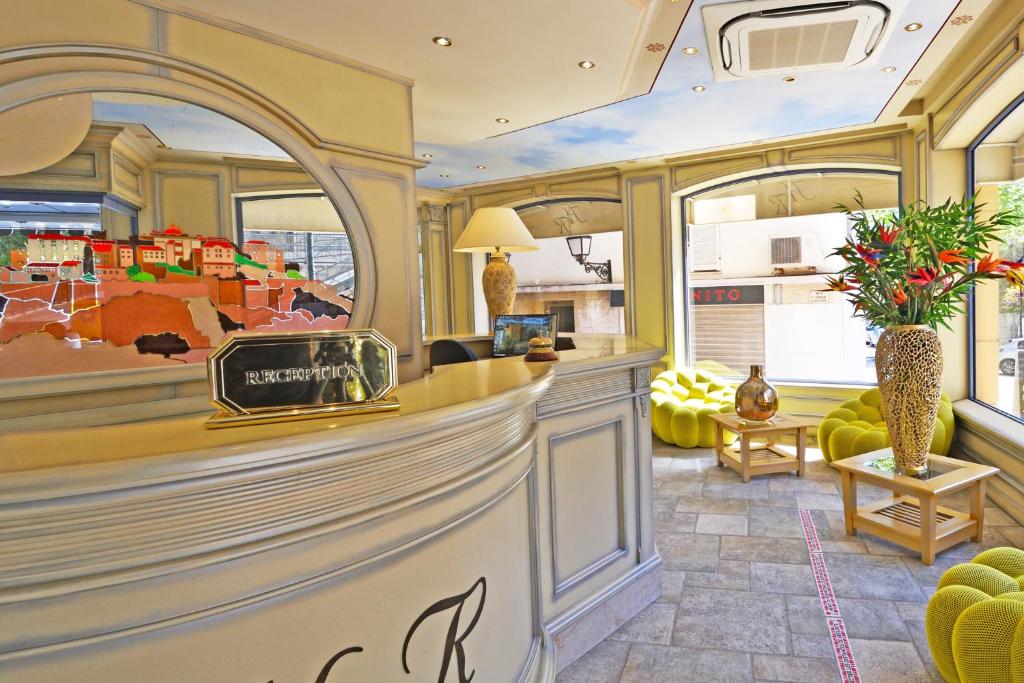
[[715, 423, 724, 468], [841, 470, 857, 536], [921, 494, 937, 566], [740, 434, 750, 483], [796, 427, 806, 478], [970, 480, 986, 543]]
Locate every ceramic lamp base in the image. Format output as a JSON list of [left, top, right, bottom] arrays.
[[482, 251, 516, 319]]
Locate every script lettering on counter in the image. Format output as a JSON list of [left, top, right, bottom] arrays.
[[402, 577, 487, 683], [267, 577, 488, 682]]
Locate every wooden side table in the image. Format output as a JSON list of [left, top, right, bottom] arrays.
[[831, 450, 999, 565], [709, 412, 816, 483]]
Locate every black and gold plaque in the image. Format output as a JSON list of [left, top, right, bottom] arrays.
[[205, 329, 399, 428]]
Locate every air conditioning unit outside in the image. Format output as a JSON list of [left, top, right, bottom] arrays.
[[702, 0, 905, 82], [770, 234, 819, 269], [689, 223, 721, 272]]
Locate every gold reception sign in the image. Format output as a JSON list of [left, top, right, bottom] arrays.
[[206, 329, 399, 428]]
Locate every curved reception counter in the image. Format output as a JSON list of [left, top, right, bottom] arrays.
[[0, 336, 662, 682]]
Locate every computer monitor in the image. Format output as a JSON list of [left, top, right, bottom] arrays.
[[492, 314, 558, 357]]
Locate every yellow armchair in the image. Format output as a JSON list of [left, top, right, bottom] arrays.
[[926, 547, 1024, 683], [817, 387, 954, 463], [651, 368, 737, 449]]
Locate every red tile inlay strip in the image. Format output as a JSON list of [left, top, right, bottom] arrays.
[[799, 509, 861, 683]]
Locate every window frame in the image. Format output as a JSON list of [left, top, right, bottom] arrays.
[[678, 167, 903, 385], [966, 90, 1024, 424]]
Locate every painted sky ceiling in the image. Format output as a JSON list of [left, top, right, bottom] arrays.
[[415, 0, 960, 189]]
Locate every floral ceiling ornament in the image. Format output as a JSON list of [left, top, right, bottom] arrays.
[[646, 43, 666, 52], [949, 15, 973, 25], [905, 79, 922, 86]]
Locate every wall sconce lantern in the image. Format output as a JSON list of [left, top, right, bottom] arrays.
[[565, 235, 612, 283]]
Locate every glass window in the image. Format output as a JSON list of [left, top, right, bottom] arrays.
[[238, 194, 355, 299], [479, 199, 626, 334], [970, 95, 1024, 420], [683, 171, 900, 384]]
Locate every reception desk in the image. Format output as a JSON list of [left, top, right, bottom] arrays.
[[0, 336, 662, 681]]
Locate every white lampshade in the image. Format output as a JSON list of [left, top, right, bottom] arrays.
[[453, 207, 539, 253]]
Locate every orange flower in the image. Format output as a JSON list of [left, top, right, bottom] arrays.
[[976, 253, 1003, 274], [1008, 270, 1024, 291], [907, 267, 938, 286], [880, 225, 901, 245], [823, 276, 856, 292], [937, 249, 969, 265], [854, 243, 882, 268], [892, 286, 908, 305]]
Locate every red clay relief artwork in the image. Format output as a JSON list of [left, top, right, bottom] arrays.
[[0, 225, 353, 379]]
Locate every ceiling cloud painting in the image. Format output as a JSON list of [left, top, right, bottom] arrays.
[[416, 0, 961, 188]]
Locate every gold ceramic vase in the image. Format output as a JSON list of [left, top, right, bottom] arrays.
[[735, 364, 778, 422], [482, 252, 516, 318], [875, 325, 943, 476]]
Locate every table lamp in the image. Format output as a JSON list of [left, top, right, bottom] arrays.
[[453, 207, 539, 320]]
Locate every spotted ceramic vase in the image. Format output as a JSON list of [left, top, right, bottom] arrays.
[[735, 364, 778, 422], [875, 325, 943, 476], [482, 252, 516, 318]]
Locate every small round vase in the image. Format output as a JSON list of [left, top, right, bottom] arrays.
[[735, 364, 778, 422], [875, 325, 943, 476]]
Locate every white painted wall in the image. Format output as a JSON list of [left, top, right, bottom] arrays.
[[704, 213, 848, 278], [513, 233, 624, 286]]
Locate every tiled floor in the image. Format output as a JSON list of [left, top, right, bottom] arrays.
[[557, 440, 1023, 683]]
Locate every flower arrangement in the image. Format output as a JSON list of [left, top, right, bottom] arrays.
[[826, 194, 1023, 329]]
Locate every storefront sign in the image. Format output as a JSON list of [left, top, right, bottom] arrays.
[[206, 329, 398, 427], [691, 285, 765, 305]]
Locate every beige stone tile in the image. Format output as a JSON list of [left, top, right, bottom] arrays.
[[696, 513, 748, 536], [753, 654, 841, 683], [619, 643, 753, 683], [608, 603, 677, 645], [658, 532, 720, 572], [675, 496, 748, 515], [658, 570, 685, 603], [848, 638, 927, 682], [750, 562, 816, 595], [720, 535, 810, 565], [556, 640, 629, 682], [674, 587, 789, 654]]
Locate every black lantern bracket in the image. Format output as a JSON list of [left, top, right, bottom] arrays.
[[565, 234, 613, 283]]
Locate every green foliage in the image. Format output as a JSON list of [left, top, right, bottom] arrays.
[[830, 193, 1022, 330], [126, 264, 156, 283], [0, 231, 28, 267], [235, 252, 268, 269], [156, 262, 195, 276], [286, 269, 304, 279]]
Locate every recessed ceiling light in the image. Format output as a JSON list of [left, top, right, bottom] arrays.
[[783, 76, 796, 83], [692, 85, 706, 93], [681, 47, 699, 55], [475, 164, 486, 170], [432, 36, 453, 46], [440, 173, 450, 178], [421, 153, 433, 158], [496, 117, 510, 123], [881, 66, 897, 73], [578, 60, 596, 69], [904, 22, 923, 32]]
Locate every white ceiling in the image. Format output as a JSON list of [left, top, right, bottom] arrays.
[[154, 0, 689, 144]]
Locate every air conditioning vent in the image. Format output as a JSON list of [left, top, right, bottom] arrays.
[[770, 236, 802, 265], [703, 0, 904, 81], [689, 224, 721, 272]]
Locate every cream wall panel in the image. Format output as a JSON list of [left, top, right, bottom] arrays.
[[472, 186, 538, 209], [337, 167, 421, 374], [0, 0, 155, 50], [161, 15, 412, 158], [624, 173, 670, 355], [671, 153, 767, 191], [232, 164, 318, 191], [111, 154, 145, 205], [150, 170, 226, 235], [0, 149, 106, 191], [548, 174, 622, 198], [548, 419, 626, 592], [448, 199, 475, 335], [787, 135, 901, 164]]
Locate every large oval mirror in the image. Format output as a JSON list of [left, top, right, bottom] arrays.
[[0, 92, 356, 380]]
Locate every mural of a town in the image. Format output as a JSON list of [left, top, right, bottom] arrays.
[[0, 226, 353, 379]]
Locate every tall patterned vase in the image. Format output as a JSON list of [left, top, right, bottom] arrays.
[[875, 325, 943, 476]]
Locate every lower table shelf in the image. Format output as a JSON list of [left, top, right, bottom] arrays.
[[853, 495, 978, 558]]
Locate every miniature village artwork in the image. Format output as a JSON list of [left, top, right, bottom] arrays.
[[0, 225, 353, 379]]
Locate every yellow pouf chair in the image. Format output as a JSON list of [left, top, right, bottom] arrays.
[[817, 387, 954, 463], [926, 547, 1024, 683], [651, 367, 737, 449]]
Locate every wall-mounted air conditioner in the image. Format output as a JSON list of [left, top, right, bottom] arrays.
[[770, 234, 819, 271], [689, 223, 721, 272], [702, 0, 905, 82]]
